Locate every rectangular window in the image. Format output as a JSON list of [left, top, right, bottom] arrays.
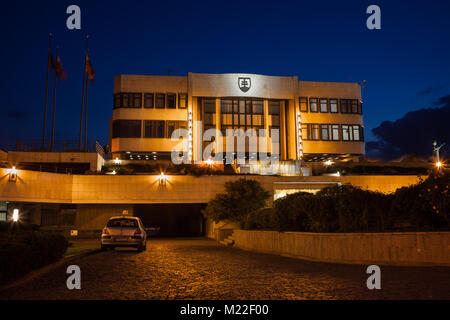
[[178, 93, 187, 109], [330, 99, 338, 113], [352, 125, 361, 141], [252, 100, 263, 114], [155, 93, 165, 108], [268, 100, 281, 115], [340, 99, 349, 113], [309, 98, 318, 112], [112, 120, 141, 138], [320, 99, 328, 113], [144, 93, 154, 108], [342, 125, 350, 141], [351, 99, 359, 113], [321, 124, 329, 140], [311, 124, 320, 140], [167, 93, 176, 109], [221, 99, 233, 113], [301, 124, 308, 140], [132, 93, 142, 108], [331, 124, 339, 140], [122, 93, 129, 107], [300, 97, 308, 112]]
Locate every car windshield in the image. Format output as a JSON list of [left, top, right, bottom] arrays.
[[107, 218, 138, 228]]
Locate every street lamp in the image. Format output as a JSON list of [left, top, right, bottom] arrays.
[[7, 166, 18, 182], [158, 172, 168, 185]]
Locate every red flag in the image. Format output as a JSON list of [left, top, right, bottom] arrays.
[[85, 55, 95, 83], [55, 54, 67, 81]]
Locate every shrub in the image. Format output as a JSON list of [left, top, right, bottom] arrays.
[[392, 171, 449, 230], [0, 231, 68, 285], [202, 178, 270, 227], [243, 208, 279, 230]]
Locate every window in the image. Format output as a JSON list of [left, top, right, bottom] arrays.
[[178, 93, 187, 109], [144, 93, 154, 108], [341, 124, 362, 141], [268, 100, 281, 115], [301, 124, 308, 140], [340, 99, 360, 114], [331, 124, 339, 140], [132, 93, 142, 108], [320, 99, 328, 113], [167, 93, 176, 109], [311, 124, 320, 140], [321, 124, 329, 140], [0, 202, 6, 222], [220, 98, 265, 135], [351, 100, 358, 113], [112, 120, 141, 138], [113, 93, 142, 108], [202, 98, 216, 132], [330, 99, 338, 113], [167, 121, 187, 138], [144, 120, 165, 138], [352, 125, 361, 141], [155, 93, 165, 108], [300, 97, 308, 112], [309, 98, 318, 112]]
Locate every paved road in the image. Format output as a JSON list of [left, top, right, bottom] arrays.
[[1, 238, 449, 300]]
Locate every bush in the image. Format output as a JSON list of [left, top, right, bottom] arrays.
[[243, 171, 450, 233], [243, 208, 279, 230], [202, 178, 270, 227], [0, 231, 68, 285], [392, 171, 449, 230]]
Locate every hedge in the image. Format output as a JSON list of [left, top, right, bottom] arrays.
[[0, 230, 68, 285], [244, 171, 450, 233]]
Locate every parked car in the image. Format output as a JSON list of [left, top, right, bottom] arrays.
[[101, 216, 147, 251], [145, 225, 161, 237]]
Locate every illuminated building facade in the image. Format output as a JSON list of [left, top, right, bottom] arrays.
[[110, 73, 364, 163]]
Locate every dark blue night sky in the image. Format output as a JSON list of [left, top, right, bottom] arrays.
[[1, 0, 449, 158]]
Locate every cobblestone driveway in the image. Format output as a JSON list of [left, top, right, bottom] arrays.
[[1, 238, 449, 300]]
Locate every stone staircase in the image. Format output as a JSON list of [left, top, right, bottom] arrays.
[[219, 233, 235, 246]]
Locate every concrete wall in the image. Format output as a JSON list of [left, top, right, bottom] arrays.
[[7, 151, 104, 171], [232, 230, 450, 266], [0, 168, 425, 204]]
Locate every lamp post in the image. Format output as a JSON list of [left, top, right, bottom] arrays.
[[433, 141, 445, 170]]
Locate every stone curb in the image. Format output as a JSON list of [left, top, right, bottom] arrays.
[[0, 248, 102, 293]]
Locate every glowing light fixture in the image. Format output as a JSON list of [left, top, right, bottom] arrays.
[[435, 161, 442, 169], [158, 172, 168, 185], [7, 166, 18, 182], [114, 158, 121, 165], [325, 160, 333, 166], [12, 209, 19, 222]]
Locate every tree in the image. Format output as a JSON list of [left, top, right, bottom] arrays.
[[202, 178, 270, 226]]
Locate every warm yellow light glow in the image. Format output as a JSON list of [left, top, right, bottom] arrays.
[[325, 160, 333, 166], [7, 166, 18, 175], [114, 158, 121, 164], [435, 161, 442, 168], [158, 172, 168, 185], [12, 209, 19, 222], [205, 159, 214, 166]]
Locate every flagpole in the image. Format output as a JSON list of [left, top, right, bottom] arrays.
[[79, 35, 88, 151], [42, 33, 52, 150], [84, 73, 89, 152], [50, 46, 58, 152]]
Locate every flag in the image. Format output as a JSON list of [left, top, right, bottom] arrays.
[[85, 55, 95, 83], [55, 54, 67, 81]]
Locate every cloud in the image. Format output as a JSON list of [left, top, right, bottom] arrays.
[[419, 85, 446, 95], [366, 94, 450, 160]]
